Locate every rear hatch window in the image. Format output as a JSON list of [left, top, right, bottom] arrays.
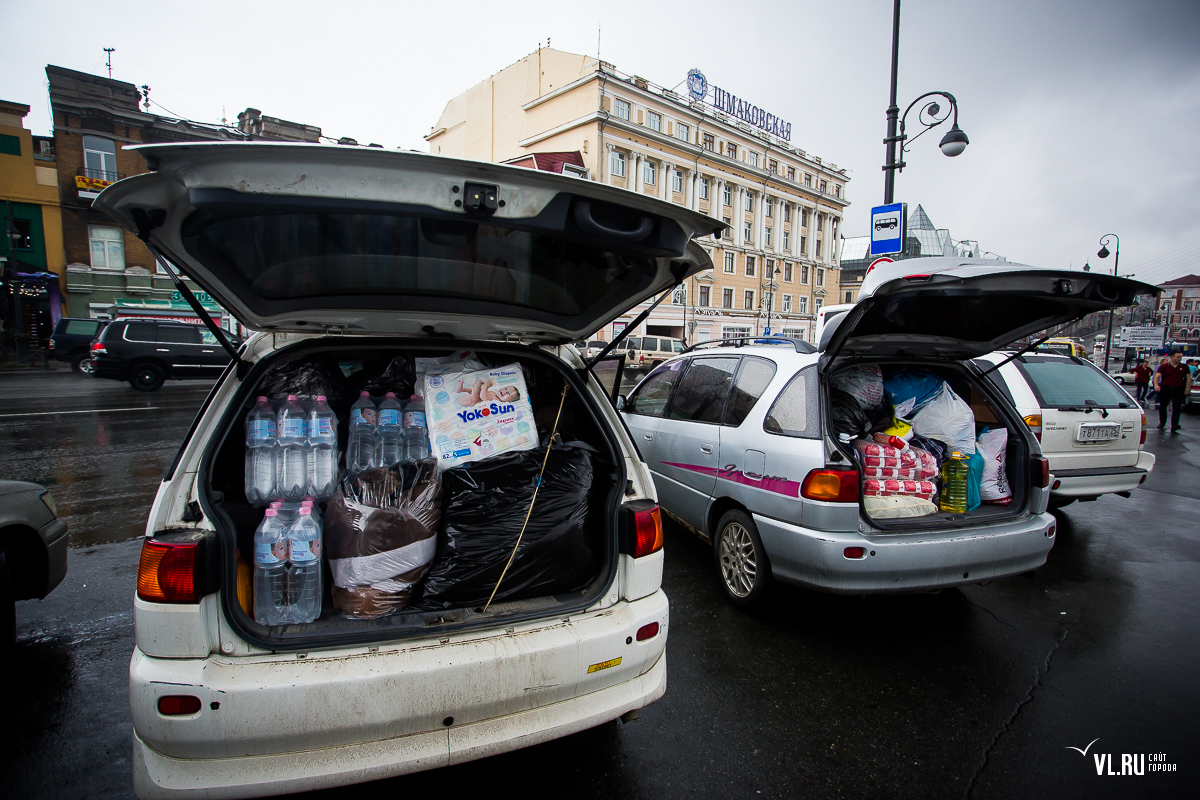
[[1015, 357, 1133, 408]]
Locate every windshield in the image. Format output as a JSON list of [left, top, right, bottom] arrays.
[[1016, 357, 1133, 408]]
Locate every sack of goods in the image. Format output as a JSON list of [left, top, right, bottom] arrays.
[[831, 364, 886, 410], [325, 458, 442, 619], [864, 495, 939, 519], [420, 441, 598, 608], [425, 362, 539, 469], [863, 478, 938, 502], [910, 382, 977, 455], [976, 427, 1012, 505]]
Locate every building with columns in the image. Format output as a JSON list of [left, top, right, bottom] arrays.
[[426, 48, 850, 344]]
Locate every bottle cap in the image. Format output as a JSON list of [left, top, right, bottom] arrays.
[[264, 509, 278, 517], [269, 501, 282, 508], [360, 391, 370, 397], [316, 395, 326, 402], [386, 391, 396, 398], [256, 396, 269, 403], [287, 394, 298, 401], [299, 507, 311, 515], [301, 500, 314, 507]]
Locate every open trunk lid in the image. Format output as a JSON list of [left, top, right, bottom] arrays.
[[819, 259, 1158, 367], [93, 142, 724, 340]]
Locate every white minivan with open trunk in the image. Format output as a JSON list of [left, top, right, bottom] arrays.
[[95, 142, 723, 798]]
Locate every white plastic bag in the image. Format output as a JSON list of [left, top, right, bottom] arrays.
[[976, 427, 1012, 504], [911, 383, 976, 455], [831, 364, 885, 409]]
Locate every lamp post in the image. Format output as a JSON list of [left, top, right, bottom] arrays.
[[882, 0, 969, 205], [1097, 233, 1119, 372], [763, 266, 782, 335]]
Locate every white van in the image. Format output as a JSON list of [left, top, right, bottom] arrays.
[[95, 142, 724, 798]]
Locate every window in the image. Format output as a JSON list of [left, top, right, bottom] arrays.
[[764, 228, 772, 247], [703, 133, 715, 151], [743, 222, 752, 243], [200, 330, 220, 345], [800, 208, 809, 227], [610, 150, 626, 178], [748, 152, 759, 168], [804, 173, 812, 187], [787, 167, 795, 181], [672, 284, 686, 305], [669, 357, 738, 423], [82, 136, 117, 182], [816, 268, 825, 285], [640, 337, 659, 351], [672, 169, 684, 193], [768, 159, 778, 174], [764, 366, 819, 438], [765, 198, 773, 218], [783, 231, 790, 250], [784, 204, 792, 222], [782, 294, 792, 313], [800, 264, 809, 284], [798, 296, 808, 314], [844, 291, 853, 304], [816, 240, 823, 259], [700, 178, 710, 200], [726, 142, 737, 159], [699, 285, 710, 307], [745, 193, 754, 212], [614, 97, 631, 120], [744, 289, 754, 310], [783, 327, 804, 341], [725, 357, 777, 426], [724, 252, 735, 273], [819, 180, 828, 193], [647, 111, 662, 131], [834, 185, 841, 198], [831, 219, 838, 239], [723, 217, 732, 240], [643, 161, 657, 185], [723, 326, 751, 339], [9, 219, 31, 249], [783, 262, 793, 282], [159, 325, 200, 344], [722, 287, 734, 308], [0, 133, 20, 156], [63, 319, 100, 336], [625, 360, 682, 416], [815, 298, 823, 313], [88, 225, 125, 270], [1015, 356, 1139, 408], [123, 322, 157, 342], [746, 256, 756, 278], [723, 185, 733, 207], [676, 122, 690, 142], [817, 215, 824, 232]]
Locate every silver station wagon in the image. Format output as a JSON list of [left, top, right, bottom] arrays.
[[621, 259, 1155, 607]]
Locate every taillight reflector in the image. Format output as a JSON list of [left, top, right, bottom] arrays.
[[633, 506, 663, 558], [92, 341, 106, 354], [48, 339, 55, 349], [801, 470, 859, 502], [158, 695, 202, 716], [1032, 457, 1050, 489], [137, 539, 201, 603], [1140, 414, 1147, 445], [843, 547, 866, 559], [636, 622, 660, 641], [1023, 414, 1042, 442]]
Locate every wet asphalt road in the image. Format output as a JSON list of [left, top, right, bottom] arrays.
[[2, 371, 1197, 799]]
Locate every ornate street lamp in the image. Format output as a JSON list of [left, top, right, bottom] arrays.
[[1097, 233, 1119, 372]]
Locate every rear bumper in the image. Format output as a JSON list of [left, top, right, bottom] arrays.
[[1049, 452, 1155, 498], [130, 590, 668, 799], [754, 512, 1056, 594], [92, 357, 128, 380]]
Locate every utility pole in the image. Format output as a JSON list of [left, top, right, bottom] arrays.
[[882, 0, 901, 205], [104, 48, 115, 79]]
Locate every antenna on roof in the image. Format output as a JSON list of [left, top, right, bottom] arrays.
[[103, 47, 115, 79], [139, 85, 151, 111]]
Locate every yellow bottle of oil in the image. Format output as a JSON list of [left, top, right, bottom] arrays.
[[939, 452, 969, 513]]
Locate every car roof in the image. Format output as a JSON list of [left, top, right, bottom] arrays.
[[674, 342, 820, 367]]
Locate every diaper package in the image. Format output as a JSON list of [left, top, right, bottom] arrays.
[[425, 363, 539, 469]]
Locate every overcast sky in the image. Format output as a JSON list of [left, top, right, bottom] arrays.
[[3, 0, 1197, 283]]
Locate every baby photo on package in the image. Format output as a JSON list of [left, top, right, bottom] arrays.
[[425, 363, 538, 469]]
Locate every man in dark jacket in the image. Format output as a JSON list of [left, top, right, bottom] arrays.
[[1152, 351, 1193, 432]]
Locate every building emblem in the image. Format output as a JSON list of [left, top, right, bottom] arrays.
[[686, 69, 708, 102]]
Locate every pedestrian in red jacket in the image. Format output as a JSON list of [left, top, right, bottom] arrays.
[[1153, 352, 1193, 432]]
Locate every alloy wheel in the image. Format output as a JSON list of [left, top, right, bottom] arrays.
[[718, 522, 757, 598]]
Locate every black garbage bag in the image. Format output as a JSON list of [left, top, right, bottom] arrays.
[[831, 389, 873, 439], [361, 355, 415, 399], [419, 441, 598, 608], [259, 355, 354, 418]]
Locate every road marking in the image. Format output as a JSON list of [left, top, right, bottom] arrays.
[[0, 406, 161, 419]]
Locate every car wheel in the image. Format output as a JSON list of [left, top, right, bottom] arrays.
[[70, 353, 87, 373], [0, 550, 14, 649], [130, 362, 165, 392], [713, 509, 772, 609], [80, 357, 96, 375]]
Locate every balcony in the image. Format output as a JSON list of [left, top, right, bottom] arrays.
[[74, 168, 126, 202]]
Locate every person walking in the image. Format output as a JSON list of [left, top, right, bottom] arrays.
[[1147, 356, 1168, 403], [1152, 351, 1192, 432], [1133, 359, 1153, 403]]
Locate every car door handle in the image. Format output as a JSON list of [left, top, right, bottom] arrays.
[[643, 433, 654, 441], [700, 443, 713, 454], [156, 348, 170, 352], [201, 349, 214, 353]]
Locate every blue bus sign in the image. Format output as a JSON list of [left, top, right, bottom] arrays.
[[870, 203, 906, 256]]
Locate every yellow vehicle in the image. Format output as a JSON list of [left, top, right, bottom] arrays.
[[1037, 337, 1088, 358]]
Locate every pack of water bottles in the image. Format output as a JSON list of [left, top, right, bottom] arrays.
[[244, 394, 340, 506], [252, 498, 325, 625], [344, 391, 431, 473]]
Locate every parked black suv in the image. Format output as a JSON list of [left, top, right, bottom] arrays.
[[48, 317, 106, 373], [91, 318, 232, 391]]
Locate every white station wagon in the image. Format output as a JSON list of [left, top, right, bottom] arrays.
[[95, 142, 723, 798]]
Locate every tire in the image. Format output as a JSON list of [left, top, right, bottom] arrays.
[[713, 509, 773, 609], [0, 550, 14, 649], [1048, 497, 1076, 510], [70, 353, 87, 373], [129, 362, 165, 392], [80, 357, 96, 376]]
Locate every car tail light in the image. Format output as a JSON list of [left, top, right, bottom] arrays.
[[801, 469, 859, 502], [158, 695, 202, 716], [1023, 414, 1042, 441], [843, 547, 866, 559], [1046, 522, 1056, 538], [1140, 414, 1147, 445], [48, 338, 55, 350], [633, 506, 663, 557], [636, 621, 659, 641], [1032, 456, 1050, 489], [91, 341, 106, 354], [138, 539, 201, 603]]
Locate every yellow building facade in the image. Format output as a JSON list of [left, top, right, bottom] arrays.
[[1, 100, 66, 291], [427, 49, 850, 343]]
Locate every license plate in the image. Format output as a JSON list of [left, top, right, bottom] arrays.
[[1077, 423, 1120, 441]]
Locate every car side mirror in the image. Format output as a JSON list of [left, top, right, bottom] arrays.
[[616, 395, 627, 411]]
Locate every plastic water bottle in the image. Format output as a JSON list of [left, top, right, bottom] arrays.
[[939, 452, 969, 514], [403, 394, 430, 461], [346, 391, 378, 472], [276, 395, 309, 501], [286, 507, 323, 624], [244, 397, 277, 505], [375, 392, 404, 467], [308, 395, 338, 499], [253, 509, 289, 626]]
